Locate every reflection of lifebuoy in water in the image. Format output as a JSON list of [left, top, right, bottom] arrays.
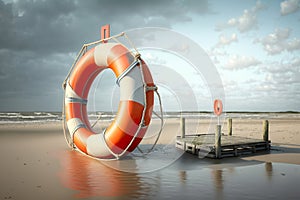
[[59, 151, 142, 198], [65, 43, 155, 159], [213, 99, 223, 116]]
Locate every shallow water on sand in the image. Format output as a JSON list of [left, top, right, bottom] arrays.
[[59, 150, 300, 200], [1, 123, 300, 200]]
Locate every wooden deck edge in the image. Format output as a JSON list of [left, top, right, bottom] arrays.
[[175, 136, 271, 159]]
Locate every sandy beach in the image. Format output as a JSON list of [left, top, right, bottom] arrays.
[[1, 115, 300, 199]]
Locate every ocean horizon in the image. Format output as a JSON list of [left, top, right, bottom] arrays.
[[0, 111, 299, 124]]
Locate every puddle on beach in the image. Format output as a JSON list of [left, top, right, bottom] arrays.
[[59, 149, 300, 200]]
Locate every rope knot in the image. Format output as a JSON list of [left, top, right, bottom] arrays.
[[135, 53, 141, 60]]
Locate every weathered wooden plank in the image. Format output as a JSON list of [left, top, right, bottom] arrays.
[[263, 120, 269, 142], [215, 125, 222, 158], [180, 117, 186, 139], [228, 118, 232, 136]]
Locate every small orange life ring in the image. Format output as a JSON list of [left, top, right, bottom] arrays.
[[65, 43, 155, 159], [213, 99, 223, 116]]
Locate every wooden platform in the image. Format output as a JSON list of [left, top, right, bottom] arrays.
[[175, 134, 271, 158]]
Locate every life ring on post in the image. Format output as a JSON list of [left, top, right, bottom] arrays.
[[213, 99, 223, 116], [64, 43, 155, 159]]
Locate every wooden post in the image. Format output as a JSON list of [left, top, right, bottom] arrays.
[[263, 120, 269, 142], [228, 118, 232, 136], [215, 125, 222, 158], [180, 117, 186, 138]]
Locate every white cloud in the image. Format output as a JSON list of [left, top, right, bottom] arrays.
[[209, 33, 237, 63], [263, 57, 300, 74], [263, 28, 290, 43], [216, 33, 238, 47], [216, 9, 257, 32], [286, 38, 300, 51], [255, 58, 300, 101], [291, 57, 300, 66], [224, 55, 261, 70], [252, 0, 266, 12], [263, 44, 285, 54], [256, 28, 300, 54], [228, 18, 237, 26], [256, 84, 276, 92], [215, 1, 266, 33], [237, 9, 257, 32], [280, 0, 300, 15]]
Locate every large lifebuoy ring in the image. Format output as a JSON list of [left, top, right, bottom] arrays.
[[65, 43, 154, 159]]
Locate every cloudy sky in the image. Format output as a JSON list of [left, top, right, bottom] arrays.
[[0, 0, 299, 112]]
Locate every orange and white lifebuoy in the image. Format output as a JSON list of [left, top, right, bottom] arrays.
[[213, 99, 223, 116], [64, 43, 155, 159]]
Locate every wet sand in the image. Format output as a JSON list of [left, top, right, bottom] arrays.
[[0, 117, 300, 199]]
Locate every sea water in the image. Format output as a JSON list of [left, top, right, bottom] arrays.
[[0, 111, 299, 124]]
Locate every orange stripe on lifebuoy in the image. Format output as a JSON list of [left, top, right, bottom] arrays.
[[69, 48, 98, 95], [108, 45, 134, 77]]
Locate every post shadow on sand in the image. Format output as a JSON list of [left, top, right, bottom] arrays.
[[210, 162, 275, 199], [207, 144, 300, 194], [270, 143, 300, 154]]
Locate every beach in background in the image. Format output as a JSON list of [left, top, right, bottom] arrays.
[[0, 112, 300, 199]]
